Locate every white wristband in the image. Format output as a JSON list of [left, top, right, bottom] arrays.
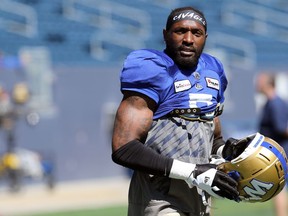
[[169, 159, 196, 180]]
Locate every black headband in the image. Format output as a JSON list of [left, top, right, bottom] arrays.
[[166, 10, 207, 31]]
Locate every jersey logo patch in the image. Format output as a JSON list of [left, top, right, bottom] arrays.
[[174, 80, 191, 92], [205, 77, 219, 90]]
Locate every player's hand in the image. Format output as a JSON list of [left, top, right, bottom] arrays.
[[186, 163, 240, 201], [222, 137, 251, 160]]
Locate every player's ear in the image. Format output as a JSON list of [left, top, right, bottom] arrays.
[[163, 29, 168, 44]]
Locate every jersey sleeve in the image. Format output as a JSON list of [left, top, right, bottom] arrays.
[[217, 61, 228, 103], [120, 50, 169, 104], [202, 54, 228, 103]]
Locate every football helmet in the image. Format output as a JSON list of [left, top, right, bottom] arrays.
[[217, 132, 288, 203]]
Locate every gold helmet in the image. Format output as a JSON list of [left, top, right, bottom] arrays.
[[218, 133, 288, 203]]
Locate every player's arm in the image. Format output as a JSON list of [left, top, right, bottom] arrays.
[[211, 117, 225, 155], [112, 91, 154, 151], [112, 90, 173, 176]]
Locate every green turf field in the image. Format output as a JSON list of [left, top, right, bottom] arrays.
[[27, 205, 128, 216], [212, 198, 274, 216], [26, 199, 275, 216]]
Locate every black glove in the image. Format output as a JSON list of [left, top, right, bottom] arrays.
[[222, 135, 255, 160], [192, 164, 240, 202]]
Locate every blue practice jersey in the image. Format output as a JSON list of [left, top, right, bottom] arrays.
[[120, 49, 228, 119]]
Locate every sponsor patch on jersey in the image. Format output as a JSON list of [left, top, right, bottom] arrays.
[[174, 80, 191, 92], [205, 77, 219, 90]]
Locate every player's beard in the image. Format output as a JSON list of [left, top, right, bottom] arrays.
[[166, 42, 205, 70]]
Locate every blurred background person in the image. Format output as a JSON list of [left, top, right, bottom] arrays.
[[255, 72, 288, 216]]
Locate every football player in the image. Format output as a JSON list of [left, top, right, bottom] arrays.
[[112, 6, 242, 216]]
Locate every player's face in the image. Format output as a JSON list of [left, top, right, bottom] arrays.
[[256, 74, 269, 94], [164, 20, 207, 69]]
